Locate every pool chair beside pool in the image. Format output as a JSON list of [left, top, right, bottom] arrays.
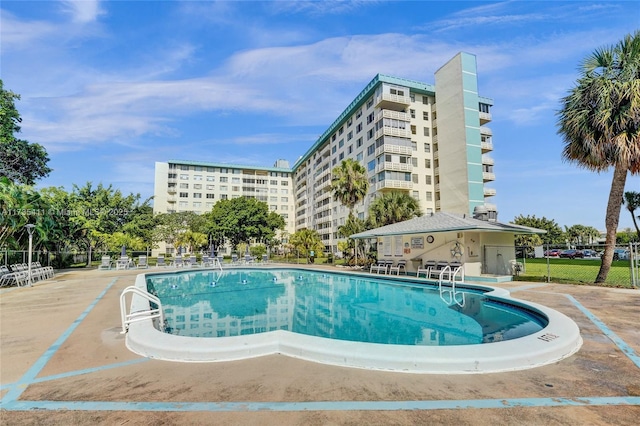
[[172, 255, 184, 268], [136, 255, 149, 269], [156, 255, 166, 267], [98, 255, 112, 270], [389, 260, 407, 275], [370, 260, 388, 274]]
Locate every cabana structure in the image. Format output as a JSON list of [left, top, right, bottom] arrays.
[[350, 211, 544, 283]]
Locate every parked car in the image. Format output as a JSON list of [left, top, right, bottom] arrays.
[[613, 249, 630, 260], [581, 249, 596, 258], [559, 249, 584, 259], [544, 249, 562, 257]]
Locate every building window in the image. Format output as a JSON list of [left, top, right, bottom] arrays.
[[410, 94, 415, 102], [423, 111, 429, 120], [206, 176, 215, 182], [348, 145, 353, 154], [410, 109, 415, 118], [424, 143, 430, 153], [178, 201, 188, 208], [220, 176, 228, 183], [423, 127, 430, 137], [193, 184, 202, 189], [356, 123, 362, 133], [180, 174, 189, 180], [220, 185, 228, 191], [179, 192, 188, 198], [367, 129, 374, 139], [357, 137, 363, 147], [232, 186, 240, 192], [422, 96, 429, 105], [193, 193, 202, 198], [347, 131, 353, 140], [412, 191, 419, 199], [338, 139, 344, 148], [206, 194, 215, 199], [180, 165, 189, 171], [367, 160, 375, 171], [366, 98, 374, 108], [180, 183, 189, 189], [411, 141, 417, 151], [426, 192, 433, 201], [193, 175, 202, 181], [425, 159, 431, 168], [410, 125, 416, 135], [367, 144, 375, 155], [425, 175, 432, 185], [206, 185, 215, 190], [281, 181, 288, 186], [412, 174, 418, 183], [193, 202, 201, 208]]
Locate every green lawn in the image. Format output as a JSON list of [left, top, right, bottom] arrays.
[[516, 258, 635, 288]]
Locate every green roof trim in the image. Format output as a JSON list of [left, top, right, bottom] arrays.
[[168, 159, 292, 173]]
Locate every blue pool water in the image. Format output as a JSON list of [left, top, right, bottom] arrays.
[[146, 269, 547, 346]]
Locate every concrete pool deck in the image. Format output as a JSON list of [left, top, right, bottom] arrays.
[[1, 266, 639, 425]]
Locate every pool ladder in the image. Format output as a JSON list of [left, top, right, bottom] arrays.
[[438, 265, 466, 307], [120, 286, 164, 334]]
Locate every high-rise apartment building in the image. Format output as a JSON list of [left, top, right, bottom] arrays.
[[153, 52, 495, 255]]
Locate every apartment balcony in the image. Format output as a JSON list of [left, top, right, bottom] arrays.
[[483, 172, 496, 182], [375, 143, 413, 157], [167, 195, 176, 203], [377, 109, 410, 122], [374, 127, 411, 140], [435, 183, 440, 192], [484, 187, 497, 197], [167, 186, 176, 194], [480, 126, 492, 136], [167, 178, 177, 184], [431, 118, 437, 128], [482, 156, 495, 166], [375, 93, 411, 110], [433, 151, 439, 160], [479, 111, 492, 125], [315, 178, 331, 192], [481, 141, 494, 153], [432, 134, 438, 143], [375, 161, 413, 174], [375, 179, 413, 191]]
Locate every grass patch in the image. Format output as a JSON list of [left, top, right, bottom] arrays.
[[516, 258, 634, 288]]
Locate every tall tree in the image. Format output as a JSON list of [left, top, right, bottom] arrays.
[[556, 31, 640, 283], [367, 191, 422, 228], [330, 158, 369, 216], [289, 228, 324, 259], [513, 215, 564, 245], [0, 80, 52, 185], [623, 191, 640, 239]]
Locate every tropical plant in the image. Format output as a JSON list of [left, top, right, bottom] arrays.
[[623, 191, 640, 239], [512, 215, 565, 245], [556, 31, 640, 283], [564, 224, 601, 246], [330, 158, 369, 215], [289, 228, 324, 258], [367, 191, 422, 228], [0, 80, 51, 185], [337, 214, 367, 261]]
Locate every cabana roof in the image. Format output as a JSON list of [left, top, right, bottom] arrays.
[[350, 212, 545, 239]]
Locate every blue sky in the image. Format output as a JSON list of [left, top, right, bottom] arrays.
[[2, 0, 638, 231]]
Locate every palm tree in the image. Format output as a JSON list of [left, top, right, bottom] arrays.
[[623, 191, 640, 239], [367, 191, 423, 228], [556, 31, 640, 283], [330, 158, 369, 216]]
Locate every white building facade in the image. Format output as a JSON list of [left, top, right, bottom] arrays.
[[153, 52, 496, 255]]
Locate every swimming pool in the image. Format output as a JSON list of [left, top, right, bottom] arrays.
[[126, 267, 583, 373], [146, 269, 546, 345]]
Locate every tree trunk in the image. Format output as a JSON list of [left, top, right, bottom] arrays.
[[595, 164, 628, 283]]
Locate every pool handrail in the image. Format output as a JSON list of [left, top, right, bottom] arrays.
[[120, 286, 164, 334]]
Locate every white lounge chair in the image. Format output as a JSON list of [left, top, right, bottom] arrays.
[[98, 256, 111, 270], [156, 255, 166, 267], [136, 255, 149, 269], [116, 256, 130, 270], [389, 260, 407, 275]]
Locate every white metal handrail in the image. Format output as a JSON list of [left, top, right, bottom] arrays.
[[120, 286, 164, 334], [438, 266, 466, 307]]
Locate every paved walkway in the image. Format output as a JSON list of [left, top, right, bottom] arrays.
[[1, 267, 639, 425]]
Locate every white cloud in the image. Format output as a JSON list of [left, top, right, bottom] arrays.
[[60, 0, 104, 23]]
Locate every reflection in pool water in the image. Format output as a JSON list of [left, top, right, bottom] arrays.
[[147, 269, 547, 346]]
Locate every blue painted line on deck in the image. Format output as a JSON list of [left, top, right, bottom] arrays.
[[565, 294, 640, 369], [2, 396, 639, 412], [0, 358, 149, 392], [0, 278, 118, 404]]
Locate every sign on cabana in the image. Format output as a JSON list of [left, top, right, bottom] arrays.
[[411, 237, 424, 249]]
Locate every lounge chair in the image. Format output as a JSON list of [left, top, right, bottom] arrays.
[[98, 256, 111, 270], [389, 260, 407, 275], [261, 254, 269, 263], [172, 255, 184, 268], [417, 260, 437, 278], [116, 256, 130, 270], [136, 255, 149, 269], [188, 255, 198, 267], [156, 255, 166, 267], [231, 254, 239, 265], [370, 260, 388, 274], [244, 254, 254, 264]]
